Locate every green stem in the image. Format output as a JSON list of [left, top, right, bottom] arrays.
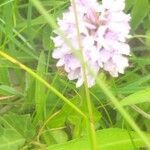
[[84, 85, 97, 150], [71, 0, 97, 149]]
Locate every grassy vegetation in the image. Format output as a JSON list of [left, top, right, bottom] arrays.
[[0, 0, 150, 150]]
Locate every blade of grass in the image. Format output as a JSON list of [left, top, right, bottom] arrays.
[[3, 0, 14, 54], [33, 51, 47, 124], [96, 76, 150, 149], [0, 50, 87, 119], [27, 0, 33, 44]]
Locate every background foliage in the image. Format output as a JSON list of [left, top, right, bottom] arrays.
[[0, 0, 150, 149]]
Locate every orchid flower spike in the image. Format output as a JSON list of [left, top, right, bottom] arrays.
[[52, 0, 131, 88]]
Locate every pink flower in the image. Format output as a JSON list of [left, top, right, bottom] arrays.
[[52, 0, 131, 88]]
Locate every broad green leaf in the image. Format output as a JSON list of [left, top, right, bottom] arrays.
[[49, 130, 68, 144], [1, 113, 35, 139], [34, 51, 47, 123], [131, 0, 149, 30], [120, 88, 150, 106], [0, 113, 35, 149], [43, 25, 53, 50], [47, 128, 149, 150], [0, 114, 26, 150], [22, 73, 35, 111], [0, 128, 25, 150]]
